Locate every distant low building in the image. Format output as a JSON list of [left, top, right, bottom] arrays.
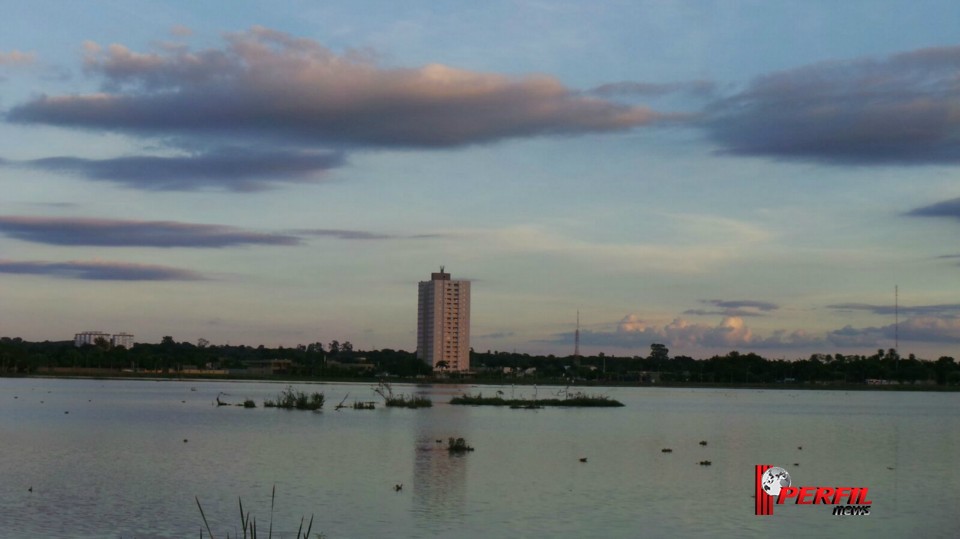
[[243, 359, 293, 375]]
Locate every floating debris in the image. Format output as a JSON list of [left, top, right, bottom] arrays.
[[661, 448, 673, 453], [699, 440, 708, 446], [394, 483, 403, 492], [699, 460, 712, 466]]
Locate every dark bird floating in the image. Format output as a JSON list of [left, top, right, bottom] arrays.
[[661, 448, 673, 453], [395, 484, 403, 492], [579, 457, 588, 463]]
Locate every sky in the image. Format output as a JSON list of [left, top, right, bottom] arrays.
[[1, 1, 960, 359]]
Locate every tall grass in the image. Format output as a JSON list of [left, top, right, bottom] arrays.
[[373, 381, 432, 408], [196, 485, 320, 539], [263, 386, 325, 410]]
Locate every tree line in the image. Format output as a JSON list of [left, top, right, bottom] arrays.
[[1, 336, 958, 386]]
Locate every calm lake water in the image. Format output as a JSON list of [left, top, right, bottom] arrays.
[[1, 378, 958, 538]]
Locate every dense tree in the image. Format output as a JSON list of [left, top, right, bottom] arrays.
[[0, 335, 957, 386]]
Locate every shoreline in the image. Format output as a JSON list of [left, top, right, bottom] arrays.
[[7, 371, 958, 392]]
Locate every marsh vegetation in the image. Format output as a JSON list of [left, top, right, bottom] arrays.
[[374, 381, 432, 408], [263, 386, 325, 410], [449, 391, 623, 407]]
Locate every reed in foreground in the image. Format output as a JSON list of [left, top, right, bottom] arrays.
[[196, 485, 321, 539]]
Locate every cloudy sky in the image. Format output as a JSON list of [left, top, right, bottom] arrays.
[[2, 1, 960, 359]]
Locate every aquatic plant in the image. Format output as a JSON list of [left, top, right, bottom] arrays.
[[373, 380, 432, 408], [263, 386, 324, 410], [384, 395, 432, 408], [449, 391, 623, 407], [447, 437, 474, 453], [243, 399, 256, 408], [196, 485, 320, 539]]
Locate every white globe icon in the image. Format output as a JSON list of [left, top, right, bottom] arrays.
[[760, 467, 791, 496]]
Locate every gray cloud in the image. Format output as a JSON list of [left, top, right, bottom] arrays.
[[477, 331, 516, 340], [684, 299, 778, 317], [7, 27, 663, 149], [293, 229, 397, 240], [906, 198, 960, 221], [590, 80, 716, 98], [0, 216, 300, 247], [549, 315, 821, 351], [0, 259, 204, 281], [828, 316, 960, 345], [706, 45, 960, 165], [292, 229, 447, 240], [13, 147, 344, 192], [547, 309, 960, 352], [827, 302, 960, 317]]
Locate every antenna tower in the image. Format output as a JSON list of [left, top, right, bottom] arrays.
[[574, 310, 581, 367], [895, 285, 899, 356]]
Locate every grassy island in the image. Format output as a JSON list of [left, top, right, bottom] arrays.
[[383, 395, 433, 408], [450, 391, 624, 407], [263, 386, 325, 410], [447, 437, 474, 453], [374, 381, 432, 408]]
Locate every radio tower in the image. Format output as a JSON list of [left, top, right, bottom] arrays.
[[895, 285, 899, 363], [574, 310, 581, 368]]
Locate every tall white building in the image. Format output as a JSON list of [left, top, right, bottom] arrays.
[[417, 267, 470, 372]]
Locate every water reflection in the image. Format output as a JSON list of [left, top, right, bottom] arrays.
[[412, 436, 468, 523], [411, 390, 471, 527]]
